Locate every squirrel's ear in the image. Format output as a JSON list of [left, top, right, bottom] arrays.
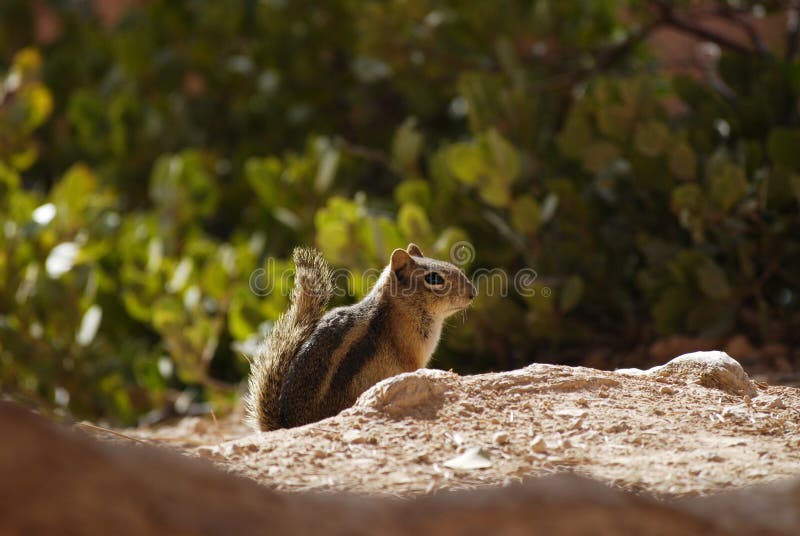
[[390, 248, 413, 273], [406, 243, 424, 257]]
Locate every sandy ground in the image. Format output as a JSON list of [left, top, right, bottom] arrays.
[[112, 351, 800, 499]]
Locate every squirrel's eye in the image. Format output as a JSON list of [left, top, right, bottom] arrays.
[[424, 272, 445, 286]]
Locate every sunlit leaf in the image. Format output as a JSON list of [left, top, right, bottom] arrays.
[[510, 195, 541, 235], [76, 305, 103, 347], [446, 142, 484, 185], [398, 202, 433, 245], [395, 179, 432, 209], [392, 117, 424, 173]]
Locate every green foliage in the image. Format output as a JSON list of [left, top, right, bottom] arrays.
[[1, 1, 799, 423]]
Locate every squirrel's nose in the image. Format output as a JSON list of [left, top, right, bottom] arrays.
[[469, 282, 477, 299]]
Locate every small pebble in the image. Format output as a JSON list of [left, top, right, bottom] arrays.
[[493, 431, 510, 445], [530, 435, 547, 453]]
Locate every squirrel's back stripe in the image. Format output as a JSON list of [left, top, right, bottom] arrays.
[[328, 300, 389, 397]]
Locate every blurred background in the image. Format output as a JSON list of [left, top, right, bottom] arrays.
[[1, 0, 798, 425]]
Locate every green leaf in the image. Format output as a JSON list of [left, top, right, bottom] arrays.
[[510, 195, 541, 235], [392, 117, 424, 173], [446, 142, 484, 185], [122, 288, 153, 323], [597, 105, 634, 141], [445, 130, 519, 207], [201, 257, 234, 301], [671, 183, 703, 212], [433, 226, 470, 262], [314, 148, 339, 193], [9, 144, 38, 171], [670, 184, 705, 241], [11, 47, 43, 77], [151, 296, 187, 331], [228, 288, 263, 341], [20, 83, 53, 130], [476, 129, 519, 208], [51, 164, 98, 223], [707, 162, 747, 212], [634, 121, 669, 157], [557, 110, 593, 159], [75, 304, 103, 347], [540, 193, 559, 223], [0, 162, 21, 200], [398, 202, 433, 244], [315, 225, 352, 266], [394, 179, 432, 209], [150, 151, 218, 225]]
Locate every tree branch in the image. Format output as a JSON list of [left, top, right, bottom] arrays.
[[714, 3, 768, 57], [649, 0, 755, 56]]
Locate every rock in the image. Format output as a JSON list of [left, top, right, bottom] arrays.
[[443, 447, 492, 470], [355, 369, 454, 418], [342, 430, 367, 444], [754, 395, 785, 410], [492, 431, 509, 445], [530, 435, 547, 453], [617, 351, 756, 397]]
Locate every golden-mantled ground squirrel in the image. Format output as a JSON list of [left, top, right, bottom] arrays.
[[246, 243, 476, 431]]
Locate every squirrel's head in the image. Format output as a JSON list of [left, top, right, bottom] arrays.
[[388, 243, 476, 318]]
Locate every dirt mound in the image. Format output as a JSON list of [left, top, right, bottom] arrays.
[[3, 351, 799, 534], [161, 352, 799, 498], [1, 401, 799, 535]]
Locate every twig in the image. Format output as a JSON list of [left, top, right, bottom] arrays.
[[481, 209, 530, 261], [209, 408, 227, 445], [76, 422, 152, 446], [334, 136, 395, 170]]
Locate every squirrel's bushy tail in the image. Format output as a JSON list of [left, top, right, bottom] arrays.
[[245, 247, 333, 431]]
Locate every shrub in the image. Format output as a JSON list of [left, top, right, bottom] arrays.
[[1, 1, 798, 423]]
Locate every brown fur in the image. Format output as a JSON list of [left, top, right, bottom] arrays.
[[244, 248, 334, 431], [246, 244, 475, 431]]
